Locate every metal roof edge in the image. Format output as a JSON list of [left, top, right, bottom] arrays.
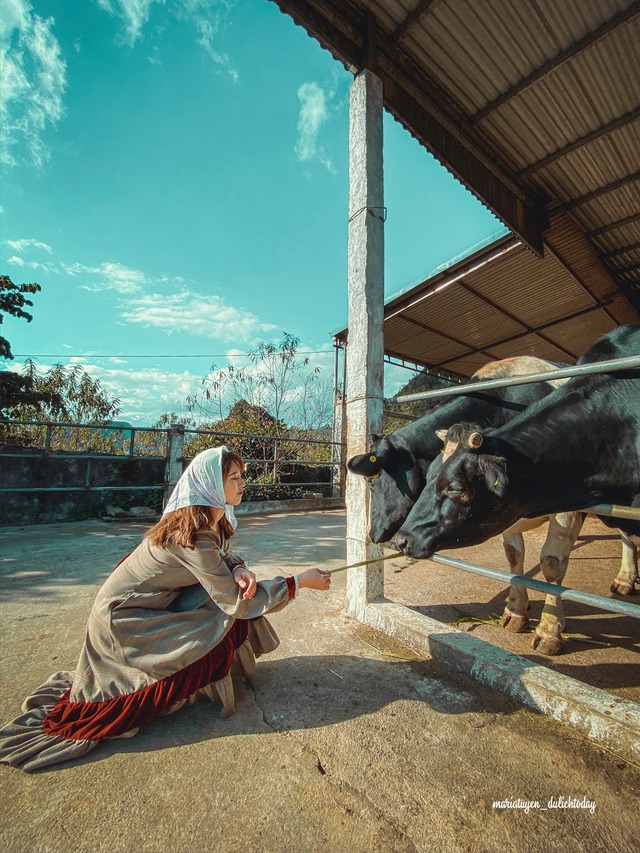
[[331, 225, 513, 339]]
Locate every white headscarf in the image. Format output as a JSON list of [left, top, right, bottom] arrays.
[[162, 446, 238, 529]]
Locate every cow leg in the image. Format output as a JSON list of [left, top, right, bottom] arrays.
[[499, 530, 530, 632], [610, 531, 639, 596], [532, 512, 584, 656]]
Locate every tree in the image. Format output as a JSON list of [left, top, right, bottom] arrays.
[[1, 361, 122, 449], [0, 275, 60, 415], [0, 275, 41, 360], [185, 334, 334, 491], [383, 369, 449, 433], [187, 333, 332, 439], [5, 360, 120, 422]]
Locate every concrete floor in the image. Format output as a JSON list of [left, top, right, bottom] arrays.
[[0, 511, 638, 853], [385, 515, 640, 704]]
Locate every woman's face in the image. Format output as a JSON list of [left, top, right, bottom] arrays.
[[223, 462, 245, 505]]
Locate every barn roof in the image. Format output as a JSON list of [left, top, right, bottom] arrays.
[[272, 0, 640, 368]]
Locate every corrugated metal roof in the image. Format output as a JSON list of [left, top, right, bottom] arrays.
[[336, 228, 636, 376], [272, 0, 640, 364]]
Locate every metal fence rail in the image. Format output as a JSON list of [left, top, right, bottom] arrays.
[[430, 553, 640, 619], [0, 419, 342, 502], [397, 354, 640, 403], [390, 353, 640, 626]]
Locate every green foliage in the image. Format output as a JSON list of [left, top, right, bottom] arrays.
[[1, 361, 122, 448], [383, 369, 450, 433], [0, 275, 62, 416], [184, 333, 334, 493], [0, 275, 41, 360], [143, 489, 164, 512]]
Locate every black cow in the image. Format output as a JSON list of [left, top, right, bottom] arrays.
[[396, 325, 640, 653], [347, 356, 564, 543], [347, 356, 598, 651]]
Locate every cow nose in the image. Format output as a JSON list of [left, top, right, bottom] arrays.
[[395, 534, 409, 553]]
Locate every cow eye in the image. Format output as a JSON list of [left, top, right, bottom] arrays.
[[445, 484, 464, 498]]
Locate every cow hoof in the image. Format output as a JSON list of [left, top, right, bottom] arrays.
[[500, 612, 530, 633], [610, 578, 637, 596], [532, 634, 564, 656]]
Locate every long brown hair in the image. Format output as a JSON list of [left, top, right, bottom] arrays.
[[145, 449, 245, 548]]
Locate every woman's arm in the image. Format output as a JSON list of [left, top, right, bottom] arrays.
[[173, 534, 295, 618]]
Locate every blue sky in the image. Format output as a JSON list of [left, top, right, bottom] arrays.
[[1, 0, 502, 425]]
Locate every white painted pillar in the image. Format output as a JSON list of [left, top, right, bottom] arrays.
[[345, 69, 385, 619]]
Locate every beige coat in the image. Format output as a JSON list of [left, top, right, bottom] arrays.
[[0, 528, 293, 772]]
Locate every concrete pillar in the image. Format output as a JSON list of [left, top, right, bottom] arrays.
[[345, 69, 385, 619], [164, 422, 185, 509]]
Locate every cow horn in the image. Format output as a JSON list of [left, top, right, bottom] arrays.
[[468, 431, 483, 449], [436, 429, 448, 442]]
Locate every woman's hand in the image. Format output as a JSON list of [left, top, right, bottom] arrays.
[[297, 568, 331, 591], [233, 565, 257, 600]]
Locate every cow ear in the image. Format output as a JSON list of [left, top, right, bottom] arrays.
[[347, 452, 383, 478], [478, 455, 508, 497], [435, 429, 448, 442]]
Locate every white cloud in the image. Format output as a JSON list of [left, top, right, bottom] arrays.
[[97, 0, 238, 79], [5, 251, 54, 272], [62, 261, 147, 293], [85, 362, 205, 423], [96, 0, 163, 47], [120, 289, 278, 344], [1, 0, 67, 169], [295, 82, 336, 174], [5, 237, 53, 253], [179, 0, 238, 81], [7, 358, 203, 424]]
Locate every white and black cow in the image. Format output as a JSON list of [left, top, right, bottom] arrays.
[[396, 325, 640, 654], [348, 356, 593, 646], [348, 356, 565, 542]]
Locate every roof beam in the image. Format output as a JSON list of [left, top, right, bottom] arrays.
[[454, 280, 578, 360], [470, 4, 640, 125], [394, 313, 500, 362], [428, 301, 615, 366], [613, 262, 640, 275], [383, 348, 467, 380], [519, 105, 640, 177], [389, 0, 438, 44], [563, 169, 640, 210], [587, 212, 640, 237], [599, 240, 640, 260]]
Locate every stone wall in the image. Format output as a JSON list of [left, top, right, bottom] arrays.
[[0, 447, 165, 525]]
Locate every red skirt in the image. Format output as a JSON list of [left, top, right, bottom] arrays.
[[42, 620, 249, 741]]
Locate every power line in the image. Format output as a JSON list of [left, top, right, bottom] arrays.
[[11, 350, 333, 359]]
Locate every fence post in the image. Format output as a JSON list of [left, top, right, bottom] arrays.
[[273, 439, 279, 486], [164, 423, 185, 509], [332, 391, 346, 498]]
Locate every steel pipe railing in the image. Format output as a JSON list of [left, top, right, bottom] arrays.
[[396, 355, 640, 403], [582, 503, 640, 521], [430, 553, 640, 619]]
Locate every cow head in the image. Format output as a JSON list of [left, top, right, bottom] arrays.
[[396, 424, 516, 558], [347, 433, 428, 543]]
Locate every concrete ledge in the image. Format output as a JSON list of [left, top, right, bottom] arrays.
[[236, 497, 344, 516], [362, 599, 640, 764]]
